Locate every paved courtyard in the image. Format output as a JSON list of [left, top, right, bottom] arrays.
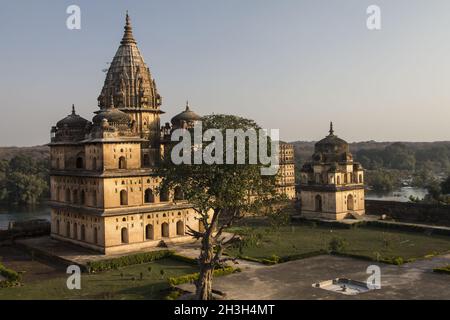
[[179, 254, 450, 299]]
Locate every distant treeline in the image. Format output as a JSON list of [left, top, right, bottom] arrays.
[[0, 153, 49, 205]]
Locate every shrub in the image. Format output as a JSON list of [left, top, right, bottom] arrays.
[[433, 265, 450, 274], [87, 250, 174, 272], [170, 253, 198, 265], [0, 263, 21, 287], [328, 237, 348, 253], [167, 266, 239, 287]]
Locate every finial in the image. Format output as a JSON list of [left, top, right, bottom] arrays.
[[71, 104, 76, 115], [185, 100, 190, 111], [121, 11, 136, 45], [329, 121, 334, 135]]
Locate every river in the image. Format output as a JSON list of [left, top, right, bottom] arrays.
[[365, 187, 428, 202], [0, 205, 51, 230]]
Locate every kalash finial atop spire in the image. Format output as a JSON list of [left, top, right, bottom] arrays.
[[121, 11, 136, 45], [71, 104, 76, 115], [185, 100, 190, 111], [329, 121, 334, 136]]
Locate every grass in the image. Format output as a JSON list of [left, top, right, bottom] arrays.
[[0, 258, 197, 300], [226, 219, 450, 264]]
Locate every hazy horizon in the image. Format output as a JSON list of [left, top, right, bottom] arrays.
[[1, 0, 450, 146]]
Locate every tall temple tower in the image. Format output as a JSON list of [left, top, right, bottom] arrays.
[[48, 14, 202, 254], [300, 123, 365, 220]]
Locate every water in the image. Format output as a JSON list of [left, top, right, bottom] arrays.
[[365, 187, 428, 202], [0, 205, 51, 230]]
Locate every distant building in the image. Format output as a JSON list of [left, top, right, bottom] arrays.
[[277, 142, 296, 200], [300, 123, 365, 220]]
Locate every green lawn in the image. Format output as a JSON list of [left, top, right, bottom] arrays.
[[0, 258, 197, 300], [226, 220, 450, 263]]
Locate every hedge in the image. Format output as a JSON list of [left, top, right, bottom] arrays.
[[168, 266, 240, 287], [433, 265, 450, 274], [87, 250, 174, 272], [170, 253, 198, 265], [0, 263, 21, 287]]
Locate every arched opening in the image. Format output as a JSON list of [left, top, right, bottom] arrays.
[[174, 187, 184, 201], [66, 222, 70, 237], [73, 223, 78, 240], [119, 156, 127, 169], [347, 194, 354, 211], [315, 195, 322, 212], [120, 190, 128, 206], [359, 174, 363, 183], [176, 220, 184, 236], [344, 174, 348, 184], [92, 157, 97, 170], [92, 191, 97, 207], [66, 189, 71, 202], [145, 224, 154, 240], [80, 190, 86, 205], [143, 154, 150, 167], [144, 189, 155, 203], [81, 225, 86, 241], [72, 190, 79, 204], [121, 227, 129, 244], [56, 220, 60, 234], [94, 227, 98, 244], [337, 176, 341, 185], [161, 222, 169, 238], [76, 157, 84, 169], [160, 187, 169, 202]]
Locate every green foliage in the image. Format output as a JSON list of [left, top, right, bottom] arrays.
[[86, 250, 174, 272], [365, 169, 403, 192], [0, 263, 21, 287], [0, 154, 49, 205], [441, 176, 450, 195], [170, 253, 198, 265], [328, 237, 348, 253], [433, 265, 450, 274], [167, 266, 239, 287]]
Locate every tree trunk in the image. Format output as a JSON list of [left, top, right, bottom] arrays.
[[196, 234, 214, 300]]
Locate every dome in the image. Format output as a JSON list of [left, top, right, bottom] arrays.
[[171, 102, 201, 125], [314, 122, 349, 155], [92, 108, 131, 125], [56, 105, 89, 128]]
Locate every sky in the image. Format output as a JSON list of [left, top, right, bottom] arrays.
[[1, 0, 450, 146]]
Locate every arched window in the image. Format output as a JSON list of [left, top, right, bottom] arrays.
[[145, 224, 154, 240], [66, 222, 71, 237], [94, 227, 98, 244], [56, 220, 60, 234], [160, 187, 169, 202], [174, 187, 184, 201], [144, 189, 155, 203], [72, 190, 78, 204], [161, 222, 169, 238], [344, 174, 348, 184], [66, 189, 71, 202], [80, 190, 86, 205], [315, 195, 322, 212], [92, 157, 97, 171], [143, 154, 150, 167], [120, 190, 128, 206], [81, 225, 86, 241], [119, 156, 127, 169], [121, 227, 129, 244], [92, 191, 97, 207], [359, 174, 363, 183], [347, 194, 354, 211], [76, 157, 84, 169], [176, 221, 184, 236], [73, 223, 78, 240], [337, 176, 341, 185]]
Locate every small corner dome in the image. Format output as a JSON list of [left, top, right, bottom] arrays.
[[56, 105, 89, 128], [171, 102, 201, 125], [92, 107, 130, 125]]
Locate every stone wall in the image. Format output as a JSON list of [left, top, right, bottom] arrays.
[[366, 200, 450, 226]]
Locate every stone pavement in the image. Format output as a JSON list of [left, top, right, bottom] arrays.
[[177, 253, 450, 299]]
